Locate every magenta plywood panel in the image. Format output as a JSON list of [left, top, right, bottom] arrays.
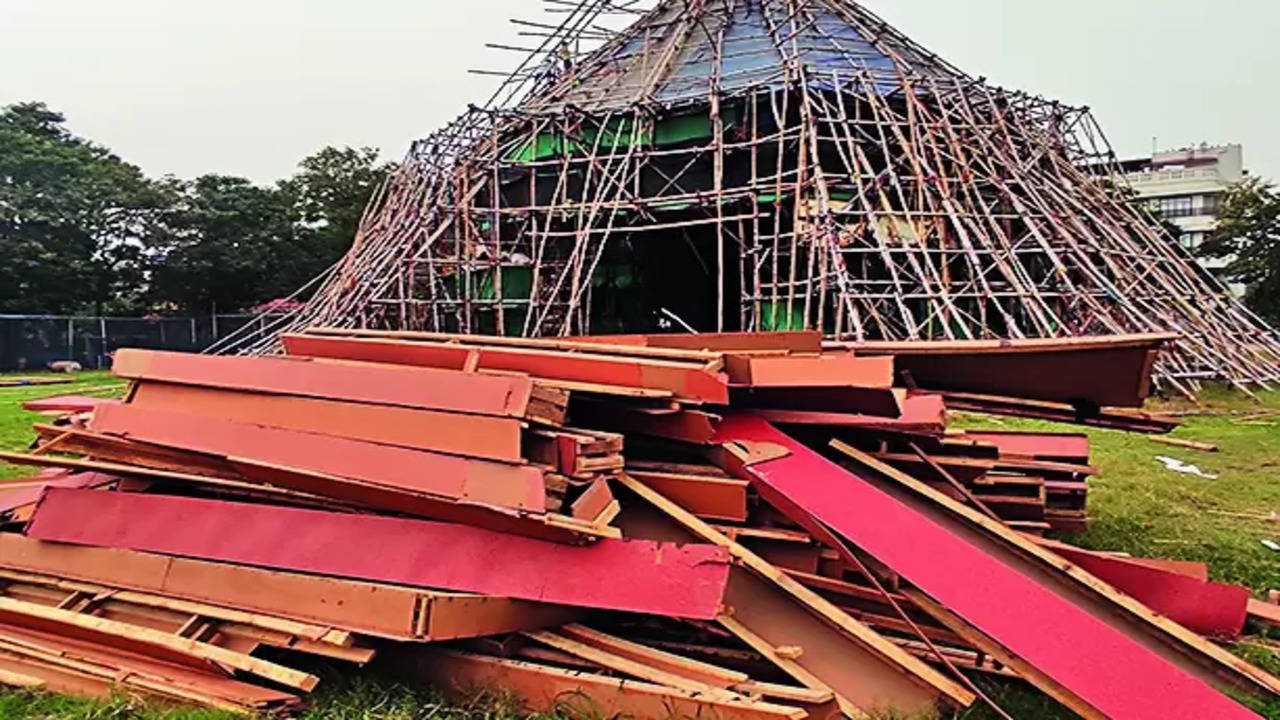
[[1049, 546, 1248, 639], [0, 472, 115, 514], [26, 488, 731, 620], [712, 413, 1259, 720]]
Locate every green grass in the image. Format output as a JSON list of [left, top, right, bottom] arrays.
[[0, 675, 550, 720], [0, 370, 120, 479], [0, 374, 1277, 719], [948, 386, 1280, 719], [952, 386, 1280, 594]]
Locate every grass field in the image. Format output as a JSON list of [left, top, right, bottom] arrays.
[[0, 371, 119, 480], [0, 373, 1277, 719]]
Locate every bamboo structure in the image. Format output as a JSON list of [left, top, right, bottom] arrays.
[[212, 0, 1280, 393]]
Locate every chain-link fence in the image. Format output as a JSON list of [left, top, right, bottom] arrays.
[[0, 314, 272, 371]]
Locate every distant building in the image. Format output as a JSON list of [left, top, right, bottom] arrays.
[[1117, 143, 1245, 289]]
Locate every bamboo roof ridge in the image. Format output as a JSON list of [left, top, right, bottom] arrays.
[[212, 0, 1280, 396]]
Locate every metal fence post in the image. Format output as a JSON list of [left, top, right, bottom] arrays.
[[1, 313, 260, 371]]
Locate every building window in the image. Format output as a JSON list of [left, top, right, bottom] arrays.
[[1154, 196, 1196, 218]]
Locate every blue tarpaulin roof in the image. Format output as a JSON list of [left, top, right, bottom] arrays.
[[526, 0, 965, 112]]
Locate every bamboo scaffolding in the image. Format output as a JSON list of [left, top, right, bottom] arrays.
[[213, 0, 1280, 392]]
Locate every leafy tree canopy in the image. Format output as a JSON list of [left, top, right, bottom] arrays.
[[0, 101, 393, 315], [0, 102, 165, 314], [1199, 177, 1280, 324]]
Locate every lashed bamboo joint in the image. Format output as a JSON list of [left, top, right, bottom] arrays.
[[212, 0, 1280, 394]]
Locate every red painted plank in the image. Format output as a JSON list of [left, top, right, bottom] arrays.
[[712, 413, 1259, 720], [755, 394, 945, 433], [21, 396, 120, 414], [730, 386, 903, 418], [564, 331, 824, 353], [282, 334, 730, 403], [130, 382, 524, 462], [724, 354, 893, 388], [960, 431, 1090, 463], [1121, 557, 1209, 581], [846, 334, 1170, 407], [26, 488, 731, 619], [1047, 545, 1248, 639], [89, 403, 546, 512], [1250, 600, 1280, 629], [0, 621, 300, 709], [111, 349, 534, 418], [570, 400, 719, 444], [0, 472, 116, 515]]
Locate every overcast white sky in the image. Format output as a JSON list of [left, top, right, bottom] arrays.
[[3, 0, 1277, 183]]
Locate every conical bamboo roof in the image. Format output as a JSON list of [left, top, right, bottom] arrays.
[[218, 0, 1280, 395]]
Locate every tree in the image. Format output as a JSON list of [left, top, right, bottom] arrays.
[[1198, 177, 1280, 324], [0, 102, 166, 314], [278, 146, 394, 282], [147, 175, 297, 314], [146, 147, 395, 313], [1, 102, 394, 315]]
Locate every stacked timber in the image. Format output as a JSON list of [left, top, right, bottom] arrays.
[[0, 329, 1275, 720]]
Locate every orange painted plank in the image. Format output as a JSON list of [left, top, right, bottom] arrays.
[[21, 396, 119, 414], [725, 354, 894, 388], [89, 403, 546, 512], [627, 471, 749, 522], [404, 649, 805, 720], [0, 534, 576, 641], [130, 382, 524, 462], [565, 331, 824, 354], [282, 334, 730, 403], [1248, 600, 1280, 628], [110, 349, 535, 418], [960, 431, 1090, 463], [0, 621, 300, 710], [754, 393, 945, 433], [571, 400, 719, 444], [731, 386, 904, 418]]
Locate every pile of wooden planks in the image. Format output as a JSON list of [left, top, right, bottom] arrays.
[[0, 329, 1273, 720]]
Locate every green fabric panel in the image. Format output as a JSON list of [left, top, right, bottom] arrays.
[[472, 266, 533, 301], [653, 107, 738, 145], [590, 263, 638, 290], [457, 267, 533, 337], [652, 200, 694, 211], [755, 190, 794, 204], [758, 301, 806, 331], [508, 107, 737, 159], [506, 133, 581, 162], [581, 117, 651, 149], [654, 113, 710, 145]]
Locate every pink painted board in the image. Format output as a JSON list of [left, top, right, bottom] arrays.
[[712, 412, 1259, 720], [1049, 545, 1248, 638], [26, 488, 731, 619]]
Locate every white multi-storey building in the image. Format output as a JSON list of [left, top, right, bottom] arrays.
[[1117, 144, 1245, 288]]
